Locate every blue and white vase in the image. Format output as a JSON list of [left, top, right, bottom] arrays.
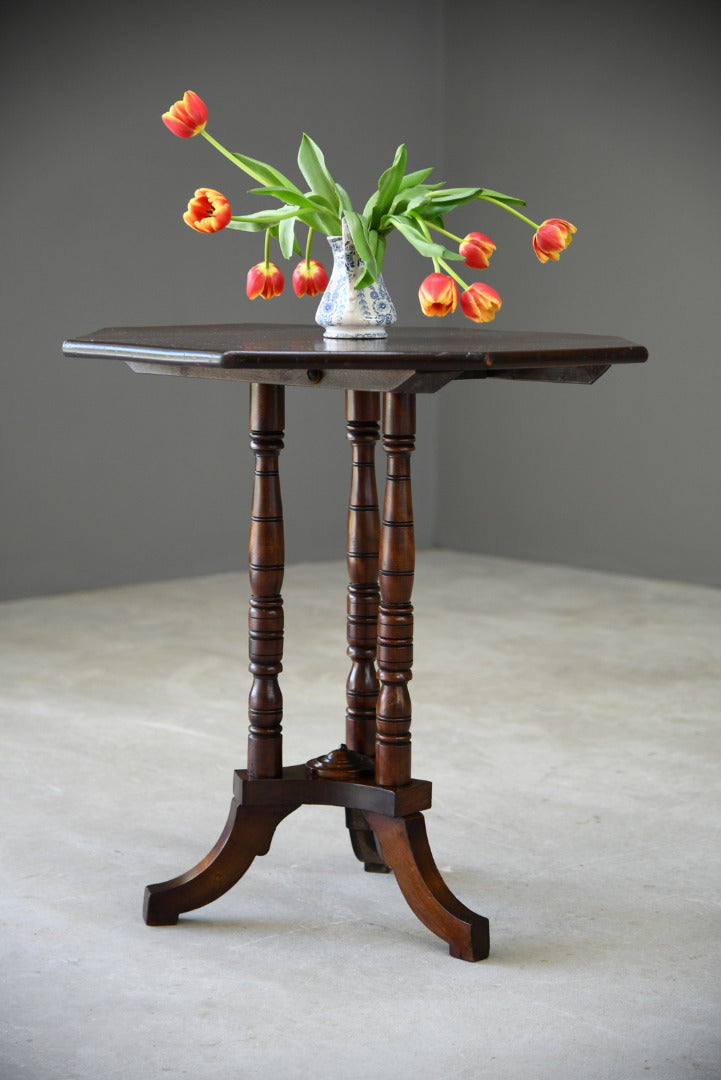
[[315, 219, 397, 339]]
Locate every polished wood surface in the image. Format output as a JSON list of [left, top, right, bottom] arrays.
[[66, 322, 647, 959], [62, 323, 647, 392]]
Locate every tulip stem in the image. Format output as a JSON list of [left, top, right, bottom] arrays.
[[438, 258, 469, 291], [481, 195, 539, 229], [201, 130, 266, 184], [305, 228, 314, 270], [426, 222, 462, 243], [264, 229, 271, 269]]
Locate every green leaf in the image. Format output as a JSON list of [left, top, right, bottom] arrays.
[[278, 215, 298, 259], [248, 186, 340, 233], [297, 134, 341, 215], [228, 206, 299, 232], [355, 233, 387, 290], [399, 167, 436, 189], [343, 211, 378, 285], [371, 144, 407, 228], [227, 218, 269, 233], [386, 214, 446, 257], [386, 215, 463, 261], [388, 184, 434, 217], [336, 183, 355, 216], [477, 187, 527, 207], [230, 152, 299, 191]]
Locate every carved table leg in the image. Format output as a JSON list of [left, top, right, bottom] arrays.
[[143, 801, 298, 925], [366, 811, 490, 961]]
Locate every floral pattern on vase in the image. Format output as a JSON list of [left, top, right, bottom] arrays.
[[315, 219, 397, 339]]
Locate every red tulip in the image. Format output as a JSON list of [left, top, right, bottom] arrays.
[[292, 259, 329, 297], [460, 282, 502, 324], [532, 218, 577, 263], [459, 232, 496, 269], [182, 188, 231, 234], [246, 262, 285, 299], [418, 273, 459, 317], [162, 91, 208, 138]]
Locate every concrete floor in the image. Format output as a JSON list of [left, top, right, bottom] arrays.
[[1, 550, 720, 1080]]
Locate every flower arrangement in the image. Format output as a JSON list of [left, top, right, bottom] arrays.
[[162, 90, 577, 325]]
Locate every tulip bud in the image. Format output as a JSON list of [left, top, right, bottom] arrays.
[[460, 282, 502, 324], [246, 262, 285, 300], [162, 91, 208, 138], [459, 232, 496, 270], [182, 188, 231, 234], [292, 259, 329, 298], [532, 218, 577, 263], [418, 273, 459, 317]]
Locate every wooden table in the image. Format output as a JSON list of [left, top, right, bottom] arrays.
[[62, 324, 647, 960]]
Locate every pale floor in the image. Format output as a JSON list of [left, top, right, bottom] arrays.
[[1, 551, 720, 1080]]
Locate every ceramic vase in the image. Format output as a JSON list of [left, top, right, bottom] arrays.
[[315, 219, 397, 339]]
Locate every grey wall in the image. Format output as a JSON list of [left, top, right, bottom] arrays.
[[436, 0, 721, 586], [1, 0, 441, 600], [2, 0, 719, 600]]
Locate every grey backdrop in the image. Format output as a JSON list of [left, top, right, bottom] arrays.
[[2, 0, 719, 600]]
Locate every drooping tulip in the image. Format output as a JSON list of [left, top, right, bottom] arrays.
[[459, 232, 496, 270], [246, 262, 285, 299], [292, 259, 329, 298], [532, 218, 577, 263], [418, 273, 459, 317], [182, 188, 231, 233], [162, 91, 208, 138], [460, 282, 502, 324]]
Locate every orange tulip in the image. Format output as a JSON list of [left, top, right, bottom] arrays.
[[162, 91, 208, 138], [459, 232, 496, 270], [246, 262, 285, 299], [532, 218, 577, 263], [182, 188, 231, 234], [418, 273, 459, 317], [292, 259, 329, 297], [460, 282, 502, 323]]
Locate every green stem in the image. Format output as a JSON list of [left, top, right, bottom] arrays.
[[201, 129, 266, 183], [481, 195, 540, 229], [264, 229, 271, 268], [438, 258, 469, 291], [426, 221, 462, 244], [305, 228, 314, 270]]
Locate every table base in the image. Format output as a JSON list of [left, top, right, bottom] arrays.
[[143, 765, 490, 962]]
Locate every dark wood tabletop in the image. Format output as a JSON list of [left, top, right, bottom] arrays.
[[63, 323, 647, 393]]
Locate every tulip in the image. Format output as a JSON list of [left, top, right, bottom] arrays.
[[418, 273, 459, 317], [182, 188, 231, 234], [246, 262, 285, 299], [292, 259, 329, 298], [532, 218, 577, 263], [460, 282, 502, 324], [459, 232, 496, 270], [162, 91, 208, 138]]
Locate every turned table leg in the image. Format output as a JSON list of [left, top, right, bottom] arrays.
[[369, 392, 490, 959], [376, 392, 415, 788], [247, 383, 285, 779], [143, 383, 293, 924], [343, 391, 390, 872]]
